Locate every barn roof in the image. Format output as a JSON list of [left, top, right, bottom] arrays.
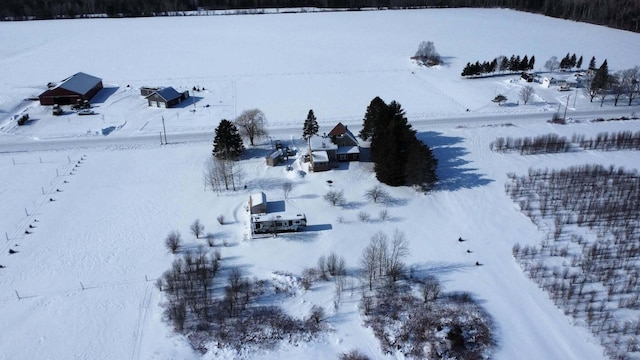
[[58, 72, 102, 95]]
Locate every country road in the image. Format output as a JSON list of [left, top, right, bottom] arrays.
[[0, 105, 637, 153]]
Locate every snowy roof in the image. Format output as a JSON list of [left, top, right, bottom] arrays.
[[250, 192, 266, 206], [57, 72, 102, 95], [311, 150, 329, 163], [336, 146, 360, 155], [309, 136, 337, 151]]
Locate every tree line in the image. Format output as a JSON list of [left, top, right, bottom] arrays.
[[1, 0, 638, 34], [461, 54, 535, 77]]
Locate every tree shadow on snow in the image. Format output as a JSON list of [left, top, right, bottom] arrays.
[[417, 131, 493, 191]]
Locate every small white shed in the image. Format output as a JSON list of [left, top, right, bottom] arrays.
[[249, 192, 267, 214]]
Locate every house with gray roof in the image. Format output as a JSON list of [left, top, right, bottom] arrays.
[[144, 86, 190, 108], [39, 72, 103, 106]]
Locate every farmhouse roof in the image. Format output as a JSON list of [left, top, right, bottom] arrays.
[[328, 122, 358, 145], [309, 136, 338, 151], [57, 72, 102, 95]]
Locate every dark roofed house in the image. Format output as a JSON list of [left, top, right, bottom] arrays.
[[328, 122, 360, 162], [145, 87, 190, 108], [39, 72, 103, 106]]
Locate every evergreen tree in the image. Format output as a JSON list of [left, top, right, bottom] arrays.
[[404, 138, 438, 190], [367, 99, 437, 190], [372, 101, 409, 186], [213, 119, 244, 159], [588, 56, 597, 70], [302, 109, 319, 142], [520, 55, 529, 72], [570, 53, 577, 69], [560, 53, 570, 70], [489, 58, 498, 73], [589, 59, 609, 102], [576, 55, 583, 69], [359, 97, 388, 141], [528, 55, 536, 71], [500, 56, 510, 73]]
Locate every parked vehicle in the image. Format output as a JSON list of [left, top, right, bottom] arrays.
[[77, 109, 96, 115]]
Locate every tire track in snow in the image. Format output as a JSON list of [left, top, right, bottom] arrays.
[[131, 281, 153, 360]]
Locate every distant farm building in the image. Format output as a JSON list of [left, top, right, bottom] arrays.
[[39, 72, 103, 106], [142, 87, 189, 108]]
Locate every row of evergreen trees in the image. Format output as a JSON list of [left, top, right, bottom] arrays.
[[461, 55, 535, 78], [360, 97, 438, 190], [559, 53, 584, 71]]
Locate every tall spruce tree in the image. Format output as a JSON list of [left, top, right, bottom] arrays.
[[302, 110, 319, 142], [368, 99, 437, 190], [359, 96, 388, 141], [213, 119, 244, 159], [404, 138, 438, 190], [589, 59, 609, 102]]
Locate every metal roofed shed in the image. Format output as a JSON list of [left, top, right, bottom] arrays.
[[39, 72, 104, 106]]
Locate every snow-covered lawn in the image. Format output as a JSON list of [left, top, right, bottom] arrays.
[[0, 7, 639, 360]]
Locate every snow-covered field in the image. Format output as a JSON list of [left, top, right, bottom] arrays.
[[0, 8, 639, 360]]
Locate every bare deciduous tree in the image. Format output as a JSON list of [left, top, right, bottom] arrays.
[[387, 230, 409, 281], [519, 85, 535, 105], [234, 108, 268, 146], [190, 219, 204, 239], [283, 181, 293, 199], [204, 156, 244, 192], [421, 275, 442, 302], [364, 185, 389, 203], [165, 230, 182, 254], [324, 189, 345, 206], [361, 241, 379, 290], [544, 56, 560, 73], [379, 208, 390, 222], [357, 211, 371, 222]]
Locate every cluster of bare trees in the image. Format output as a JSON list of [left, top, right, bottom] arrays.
[[360, 230, 409, 290], [490, 134, 571, 154], [157, 246, 326, 353], [355, 230, 496, 358], [204, 156, 244, 192], [157, 248, 221, 331], [507, 165, 640, 359], [360, 279, 495, 359], [492, 131, 640, 155], [572, 131, 640, 151]]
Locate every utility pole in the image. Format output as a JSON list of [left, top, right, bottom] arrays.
[[161, 116, 168, 145]]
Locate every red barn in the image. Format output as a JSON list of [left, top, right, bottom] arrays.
[[39, 72, 103, 106]]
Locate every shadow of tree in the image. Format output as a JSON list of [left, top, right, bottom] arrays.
[[417, 131, 493, 191]]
